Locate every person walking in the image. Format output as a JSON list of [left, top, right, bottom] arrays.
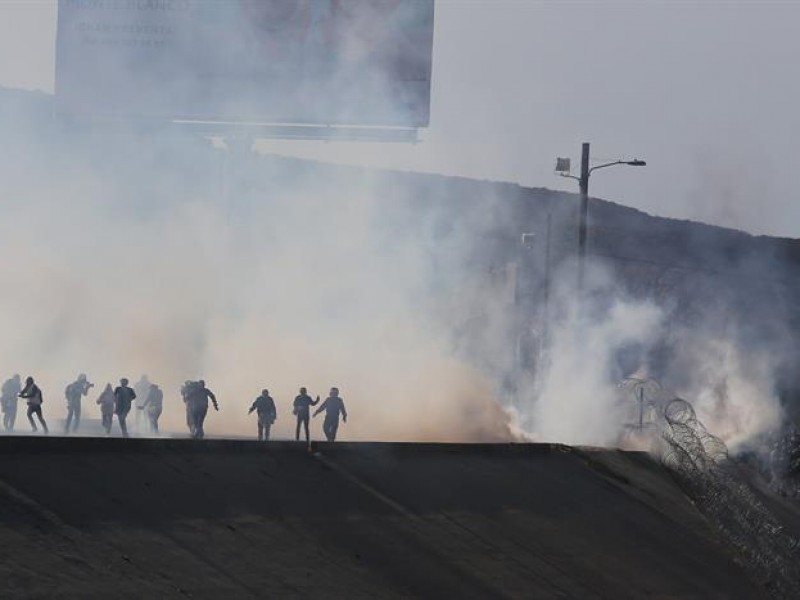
[[293, 387, 319, 443], [1, 374, 21, 432], [141, 384, 163, 434], [313, 387, 347, 442], [19, 376, 48, 434], [248, 389, 277, 441], [95, 383, 115, 435], [64, 373, 93, 434], [113, 378, 136, 438], [132, 375, 151, 434]]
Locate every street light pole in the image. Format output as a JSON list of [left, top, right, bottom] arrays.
[[577, 142, 591, 291], [556, 142, 646, 293]]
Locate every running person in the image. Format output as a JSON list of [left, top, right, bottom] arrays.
[[313, 387, 347, 442], [19, 376, 48, 434]]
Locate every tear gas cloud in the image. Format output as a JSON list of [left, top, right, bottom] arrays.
[[0, 114, 793, 447], [0, 127, 515, 441], [524, 259, 788, 452], [0, 1, 795, 449]]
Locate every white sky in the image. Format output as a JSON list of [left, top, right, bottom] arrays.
[[1, 0, 799, 236]]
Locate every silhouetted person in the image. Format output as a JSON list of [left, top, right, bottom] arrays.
[[113, 378, 136, 438], [19, 376, 48, 434], [313, 387, 347, 442], [95, 383, 115, 435], [1, 374, 21, 432], [181, 380, 195, 436], [248, 389, 277, 441], [293, 387, 319, 443], [64, 373, 93, 434], [188, 379, 217, 439], [133, 374, 151, 434], [142, 384, 163, 434]]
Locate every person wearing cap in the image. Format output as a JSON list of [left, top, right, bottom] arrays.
[[313, 387, 347, 442], [113, 378, 136, 438], [248, 389, 277, 441], [64, 373, 94, 434], [292, 386, 319, 443], [19, 376, 48, 434]]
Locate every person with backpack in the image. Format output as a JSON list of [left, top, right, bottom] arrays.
[[248, 389, 277, 441], [113, 378, 136, 438], [19, 376, 48, 434]]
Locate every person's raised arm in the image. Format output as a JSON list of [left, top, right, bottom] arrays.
[[311, 395, 320, 406], [313, 398, 328, 417]]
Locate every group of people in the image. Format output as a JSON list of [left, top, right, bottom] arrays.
[[249, 386, 348, 442], [1, 373, 164, 438], [0, 373, 348, 442]]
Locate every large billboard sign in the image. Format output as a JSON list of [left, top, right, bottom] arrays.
[[55, 0, 434, 128]]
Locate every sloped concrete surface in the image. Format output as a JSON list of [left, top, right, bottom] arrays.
[[0, 438, 765, 599]]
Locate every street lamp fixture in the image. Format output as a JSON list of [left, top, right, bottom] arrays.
[[555, 142, 646, 291]]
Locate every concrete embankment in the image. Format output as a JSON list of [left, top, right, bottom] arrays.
[[0, 438, 765, 599]]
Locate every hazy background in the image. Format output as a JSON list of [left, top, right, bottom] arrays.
[[2, 0, 798, 236], [0, 1, 796, 447]]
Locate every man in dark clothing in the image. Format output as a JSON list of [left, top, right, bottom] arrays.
[[64, 373, 93, 434], [141, 384, 163, 434], [313, 387, 347, 442], [248, 389, 277, 441], [113, 378, 136, 438], [19, 376, 48, 434], [293, 387, 319, 443], [188, 380, 217, 439], [1, 374, 21, 432]]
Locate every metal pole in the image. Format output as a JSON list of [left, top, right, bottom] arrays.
[[638, 386, 644, 431], [543, 211, 552, 345], [577, 142, 590, 292]]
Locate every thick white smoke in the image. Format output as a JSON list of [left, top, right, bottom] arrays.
[[0, 3, 793, 449], [0, 118, 518, 441], [527, 263, 663, 446], [518, 256, 787, 451]]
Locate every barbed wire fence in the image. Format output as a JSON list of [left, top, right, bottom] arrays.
[[620, 378, 800, 599]]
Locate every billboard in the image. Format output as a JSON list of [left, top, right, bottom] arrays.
[[55, 0, 434, 128]]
